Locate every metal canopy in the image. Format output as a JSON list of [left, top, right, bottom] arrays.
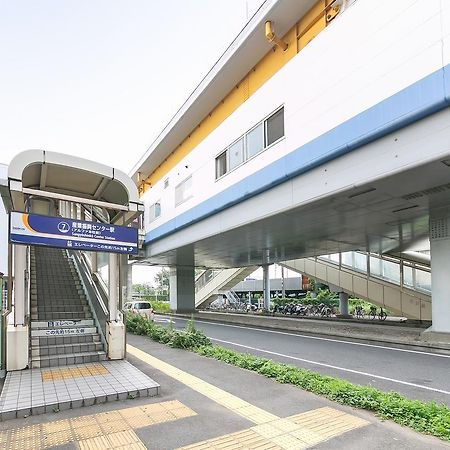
[[5, 150, 143, 225]]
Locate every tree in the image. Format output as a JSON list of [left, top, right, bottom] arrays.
[[154, 268, 170, 293]]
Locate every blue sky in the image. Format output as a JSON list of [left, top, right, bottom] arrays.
[[0, 0, 264, 173]]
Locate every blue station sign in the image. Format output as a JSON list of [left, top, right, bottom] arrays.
[[9, 212, 138, 254]]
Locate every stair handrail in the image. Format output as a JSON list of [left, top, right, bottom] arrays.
[[314, 250, 431, 294], [224, 290, 240, 305], [68, 250, 108, 351], [195, 268, 222, 293]]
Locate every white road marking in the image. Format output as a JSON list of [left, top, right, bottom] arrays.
[[211, 338, 450, 396], [168, 316, 450, 359], [154, 317, 171, 323]]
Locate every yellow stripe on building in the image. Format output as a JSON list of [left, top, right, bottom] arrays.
[[140, 0, 337, 194]]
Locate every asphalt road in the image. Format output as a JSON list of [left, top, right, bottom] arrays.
[[155, 315, 450, 406]]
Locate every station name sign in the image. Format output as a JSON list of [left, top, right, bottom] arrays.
[[9, 212, 138, 254]]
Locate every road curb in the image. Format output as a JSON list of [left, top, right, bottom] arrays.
[[168, 311, 450, 353]]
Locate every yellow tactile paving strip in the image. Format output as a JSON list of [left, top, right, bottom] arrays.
[[127, 345, 370, 450], [1, 399, 196, 449], [178, 410, 368, 450], [41, 364, 109, 382], [127, 345, 279, 425]]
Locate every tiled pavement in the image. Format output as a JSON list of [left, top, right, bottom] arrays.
[[0, 399, 196, 449], [0, 360, 160, 421]]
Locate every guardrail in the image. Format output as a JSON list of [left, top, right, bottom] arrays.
[[69, 250, 109, 351], [317, 251, 431, 294], [195, 269, 222, 293]]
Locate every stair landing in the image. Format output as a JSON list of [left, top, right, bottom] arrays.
[[0, 360, 160, 421]]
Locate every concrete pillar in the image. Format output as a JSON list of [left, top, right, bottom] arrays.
[[119, 255, 132, 305], [263, 265, 270, 310], [170, 266, 195, 313], [108, 253, 119, 322], [91, 252, 98, 273], [423, 210, 450, 342], [13, 245, 27, 326], [7, 244, 29, 370], [339, 292, 349, 316], [429, 235, 450, 331], [430, 214, 450, 333], [107, 253, 125, 360]]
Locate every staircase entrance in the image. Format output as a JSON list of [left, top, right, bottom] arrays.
[[1, 149, 144, 372], [30, 247, 106, 368], [0, 150, 161, 420]]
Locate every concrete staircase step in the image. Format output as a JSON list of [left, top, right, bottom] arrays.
[[31, 341, 104, 356], [33, 334, 101, 347], [33, 301, 88, 307], [33, 312, 92, 320], [31, 351, 107, 368], [31, 303, 89, 313]]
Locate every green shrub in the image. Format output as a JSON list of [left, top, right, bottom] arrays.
[[126, 313, 211, 350], [195, 346, 450, 441], [152, 300, 170, 314]]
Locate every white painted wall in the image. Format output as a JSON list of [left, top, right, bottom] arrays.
[[142, 0, 450, 235], [0, 164, 8, 275]]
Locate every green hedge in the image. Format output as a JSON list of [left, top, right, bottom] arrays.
[[126, 314, 450, 441], [126, 313, 210, 349], [151, 300, 170, 314]]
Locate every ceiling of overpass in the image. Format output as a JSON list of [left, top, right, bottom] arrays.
[[139, 157, 450, 269]]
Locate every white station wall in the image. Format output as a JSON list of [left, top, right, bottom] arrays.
[[0, 164, 8, 275], [142, 0, 450, 235]]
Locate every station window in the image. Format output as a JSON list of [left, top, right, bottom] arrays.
[[215, 106, 284, 180], [148, 201, 161, 222], [265, 107, 284, 146], [246, 123, 264, 159], [175, 175, 193, 206], [228, 137, 244, 170], [216, 151, 227, 178], [164, 178, 169, 189]]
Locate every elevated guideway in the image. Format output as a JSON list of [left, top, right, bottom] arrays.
[[135, 0, 450, 337], [195, 267, 257, 308], [281, 251, 431, 320]]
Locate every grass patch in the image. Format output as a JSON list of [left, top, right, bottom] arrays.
[[126, 314, 450, 441]]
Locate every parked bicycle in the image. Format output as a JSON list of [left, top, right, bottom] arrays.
[[368, 305, 387, 321], [354, 305, 365, 319]]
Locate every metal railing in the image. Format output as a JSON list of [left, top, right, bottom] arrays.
[[195, 269, 222, 293], [69, 250, 109, 351], [223, 290, 241, 305], [317, 251, 431, 294]]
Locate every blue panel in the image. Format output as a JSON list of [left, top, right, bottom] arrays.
[[145, 65, 450, 245], [10, 212, 138, 254]]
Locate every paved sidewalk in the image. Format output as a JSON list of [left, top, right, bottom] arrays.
[[0, 334, 448, 449]]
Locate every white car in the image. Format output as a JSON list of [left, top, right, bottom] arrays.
[[124, 301, 155, 321]]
